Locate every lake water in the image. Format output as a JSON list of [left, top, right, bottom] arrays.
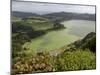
[[23, 20, 95, 53]]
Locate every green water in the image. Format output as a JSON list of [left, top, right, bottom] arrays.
[[23, 20, 95, 53]]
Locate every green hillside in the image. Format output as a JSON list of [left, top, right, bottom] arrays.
[[71, 32, 96, 52], [12, 16, 22, 22], [12, 16, 54, 31]]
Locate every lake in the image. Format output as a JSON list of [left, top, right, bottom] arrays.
[[23, 20, 95, 53]]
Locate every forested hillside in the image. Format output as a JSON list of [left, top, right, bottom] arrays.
[[72, 32, 96, 52]]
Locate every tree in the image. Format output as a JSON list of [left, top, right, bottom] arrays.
[[53, 22, 65, 29]]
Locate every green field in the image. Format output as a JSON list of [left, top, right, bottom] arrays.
[[24, 16, 54, 30], [23, 20, 95, 53]]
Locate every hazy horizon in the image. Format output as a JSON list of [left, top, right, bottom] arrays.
[[12, 1, 95, 15]]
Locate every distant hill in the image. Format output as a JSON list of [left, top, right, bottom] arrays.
[[12, 11, 40, 18], [44, 12, 96, 22], [12, 11, 96, 21]]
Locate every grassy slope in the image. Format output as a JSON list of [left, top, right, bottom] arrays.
[[12, 16, 54, 31], [23, 16, 53, 30], [12, 16, 22, 22]]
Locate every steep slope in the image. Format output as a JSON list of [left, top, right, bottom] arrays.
[[72, 32, 96, 52]]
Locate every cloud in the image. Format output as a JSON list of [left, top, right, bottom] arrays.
[[12, 1, 95, 14]]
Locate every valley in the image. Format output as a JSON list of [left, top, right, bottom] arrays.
[[12, 12, 96, 74], [23, 20, 95, 54]]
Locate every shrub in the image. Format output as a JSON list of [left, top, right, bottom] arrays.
[[54, 49, 96, 71]]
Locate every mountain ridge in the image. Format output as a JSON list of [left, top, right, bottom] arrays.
[[12, 11, 96, 21]]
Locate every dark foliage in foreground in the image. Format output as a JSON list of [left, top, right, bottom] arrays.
[[12, 49, 96, 74]]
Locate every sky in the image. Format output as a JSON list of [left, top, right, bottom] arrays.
[[12, 0, 95, 15]]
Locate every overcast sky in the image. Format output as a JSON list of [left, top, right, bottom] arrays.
[[12, 1, 95, 15]]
